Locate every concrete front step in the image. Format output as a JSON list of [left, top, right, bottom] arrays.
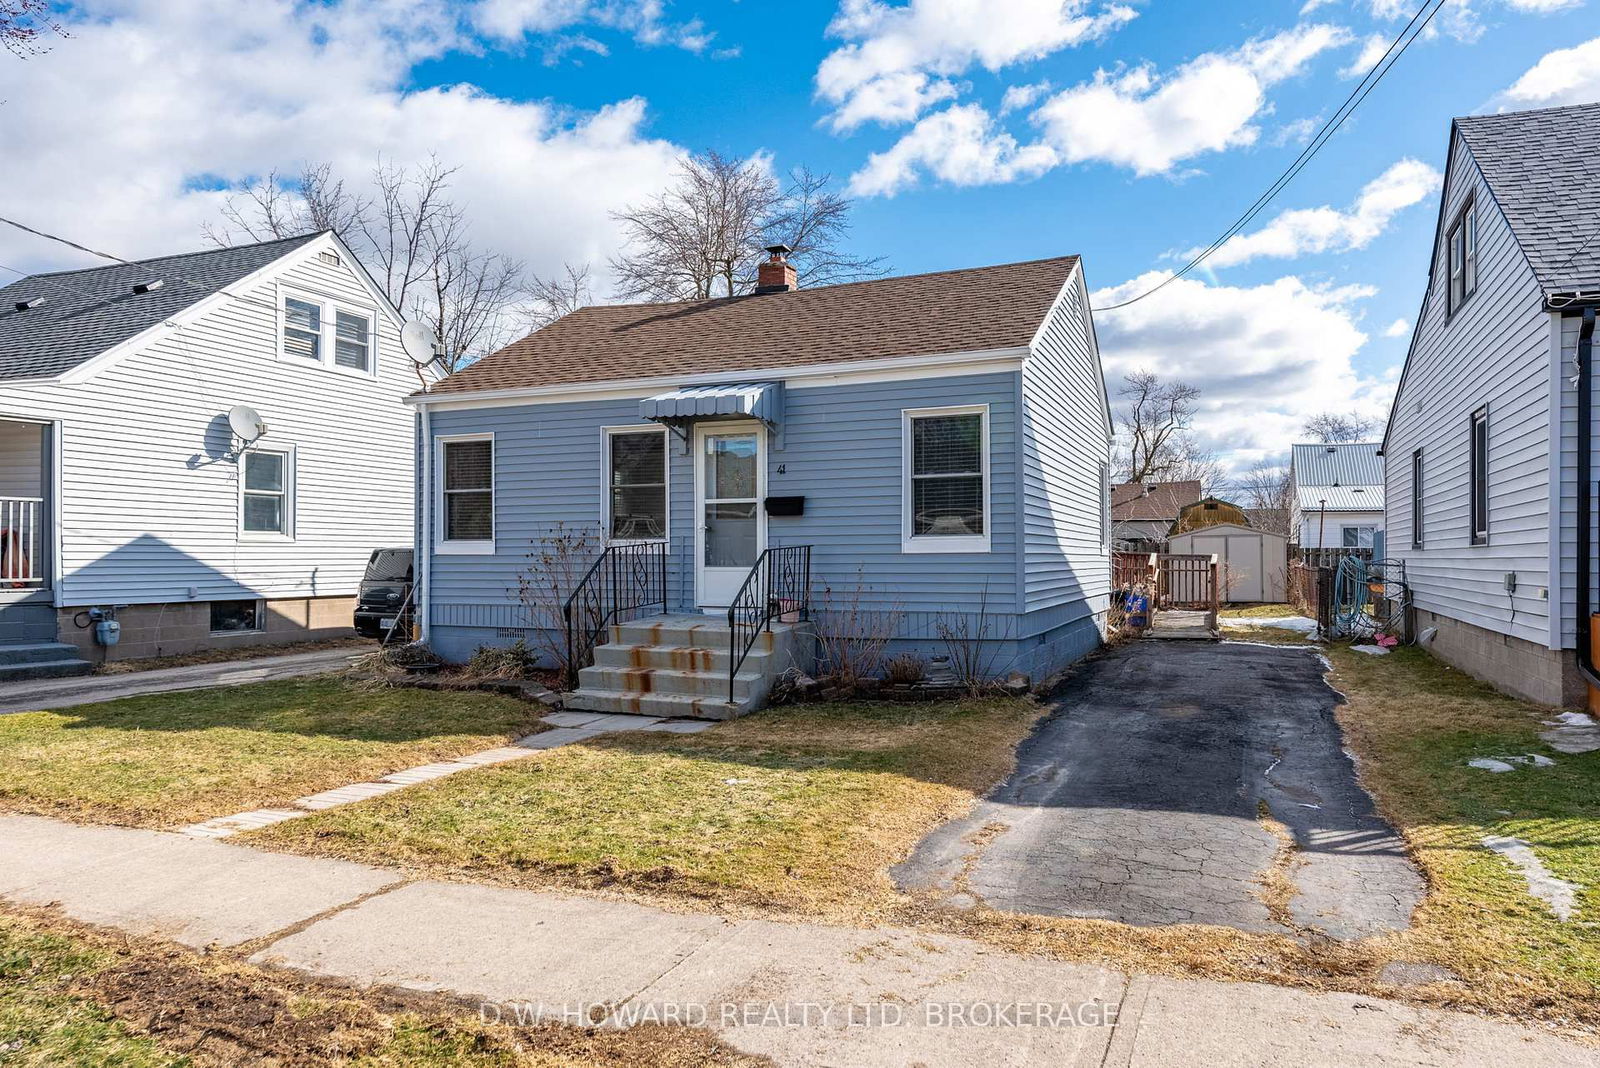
[[611, 615, 794, 651], [592, 641, 768, 673], [563, 688, 749, 720], [577, 663, 766, 700], [0, 643, 93, 682]]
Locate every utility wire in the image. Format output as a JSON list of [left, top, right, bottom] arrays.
[[1092, 0, 1449, 313], [0, 213, 287, 315]]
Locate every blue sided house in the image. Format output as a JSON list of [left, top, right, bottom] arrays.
[[410, 248, 1112, 718]]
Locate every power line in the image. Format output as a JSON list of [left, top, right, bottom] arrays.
[[0, 213, 287, 316], [1092, 0, 1449, 313]]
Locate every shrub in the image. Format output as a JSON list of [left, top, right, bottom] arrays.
[[884, 653, 927, 685], [466, 639, 536, 679]]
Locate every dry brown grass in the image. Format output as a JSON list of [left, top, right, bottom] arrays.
[[0, 902, 764, 1067], [94, 636, 370, 674]]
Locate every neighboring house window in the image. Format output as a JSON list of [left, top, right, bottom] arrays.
[[280, 289, 376, 375], [1470, 406, 1489, 544], [210, 599, 263, 634], [1446, 196, 1477, 315], [902, 404, 989, 553], [605, 427, 668, 540], [439, 435, 494, 552], [241, 448, 291, 536], [1341, 526, 1376, 549], [334, 310, 371, 371], [1411, 449, 1424, 549]]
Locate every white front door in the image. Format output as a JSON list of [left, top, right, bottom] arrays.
[[694, 423, 765, 608]]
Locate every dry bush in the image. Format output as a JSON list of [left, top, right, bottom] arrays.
[[514, 521, 602, 681], [884, 652, 927, 685], [814, 574, 903, 687]]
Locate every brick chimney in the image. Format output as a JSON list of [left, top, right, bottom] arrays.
[[755, 244, 797, 294]]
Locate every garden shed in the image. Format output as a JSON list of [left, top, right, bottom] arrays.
[[1168, 522, 1288, 604]]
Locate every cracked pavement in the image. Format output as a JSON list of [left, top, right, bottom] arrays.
[[895, 641, 1425, 939]]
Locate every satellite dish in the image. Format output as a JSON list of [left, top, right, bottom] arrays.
[[228, 404, 266, 443], [401, 321, 439, 365]]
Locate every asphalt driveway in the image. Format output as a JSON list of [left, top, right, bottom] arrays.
[[895, 641, 1424, 939]]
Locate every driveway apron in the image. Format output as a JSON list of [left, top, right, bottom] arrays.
[[895, 641, 1424, 939]]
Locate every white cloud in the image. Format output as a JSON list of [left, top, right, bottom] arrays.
[[999, 80, 1052, 114], [1093, 272, 1391, 474], [1383, 317, 1411, 337], [1197, 158, 1441, 268], [0, 0, 686, 289], [817, 0, 1137, 130], [1031, 23, 1350, 177], [1340, 32, 1390, 78], [474, 0, 715, 54], [849, 104, 1058, 196], [1501, 36, 1600, 106]]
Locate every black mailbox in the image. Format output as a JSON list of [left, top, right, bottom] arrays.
[[764, 495, 805, 517]]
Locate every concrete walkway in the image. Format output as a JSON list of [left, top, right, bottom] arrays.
[[0, 647, 362, 715], [0, 813, 1590, 1067]]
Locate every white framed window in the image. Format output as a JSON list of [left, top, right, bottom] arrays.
[[437, 433, 494, 554], [1470, 405, 1489, 545], [603, 425, 668, 542], [1341, 525, 1376, 549], [239, 447, 293, 538], [1446, 196, 1477, 316], [902, 404, 990, 553], [278, 286, 377, 376], [209, 598, 263, 634]]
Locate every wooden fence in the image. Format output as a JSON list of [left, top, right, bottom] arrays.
[[1157, 553, 1219, 611], [1298, 546, 1373, 570], [1113, 551, 1157, 589]]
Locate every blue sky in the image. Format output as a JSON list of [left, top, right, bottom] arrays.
[[4, 0, 1598, 471]]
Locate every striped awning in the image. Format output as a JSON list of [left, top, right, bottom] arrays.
[[640, 382, 783, 425]]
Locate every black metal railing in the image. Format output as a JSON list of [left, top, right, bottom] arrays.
[[726, 545, 812, 703], [562, 542, 668, 689]]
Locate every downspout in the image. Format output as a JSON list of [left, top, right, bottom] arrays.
[[419, 402, 432, 646], [1576, 307, 1600, 688]]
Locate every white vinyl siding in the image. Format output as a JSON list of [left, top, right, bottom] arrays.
[[1385, 133, 1554, 646], [0, 238, 415, 607]]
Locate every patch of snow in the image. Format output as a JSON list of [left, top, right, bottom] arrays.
[[1350, 644, 1391, 656], [1469, 755, 1557, 772], [1220, 615, 1318, 635], [1548, 711, 1597, 728], [1519, 754, 1556, 767], [1468, 758, 1517, 773], [1540, 711, 1600, 755], [1481, 836, 1581, 921]]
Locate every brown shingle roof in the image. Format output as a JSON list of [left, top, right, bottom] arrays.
[[428, 255, 1079, 395], [1110, 480, 1202, 522]]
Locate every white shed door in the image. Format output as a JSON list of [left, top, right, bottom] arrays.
[[1190, 533, 1265, 603]]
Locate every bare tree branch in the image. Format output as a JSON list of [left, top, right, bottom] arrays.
[[1113, 370, 1223, 490], [1302, 411, 1380, 443], [523, 262, 593, 329], [2, 0, 66, 58]]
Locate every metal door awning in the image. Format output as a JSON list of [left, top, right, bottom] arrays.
[[640, 382, 783, 426]]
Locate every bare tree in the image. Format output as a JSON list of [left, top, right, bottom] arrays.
[[610, 151, 885, 301], [523, 262, 593, 328], [207, 157, 532, 375], [1113, 370, 1224, 489], [1302, 411, 1379, 443], [2, 0, 65, 58], [1235, 459, 1292, 534]]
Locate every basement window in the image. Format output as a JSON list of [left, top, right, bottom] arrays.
[[210, 599, 263, 634]]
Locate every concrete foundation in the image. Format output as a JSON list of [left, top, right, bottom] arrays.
[[56, 596, 357, 666], [1412, 608, 1585, 708]]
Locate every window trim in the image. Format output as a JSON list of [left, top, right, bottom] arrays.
[[276, 284, 379, 378], [601, 424, 670, 545], [1410, 448, 1424, 550], [436, 432, 495, 555], [901, 403, 991, 554], [1470, 406, 1489, 546], [237, 445, 295, 541], [1445, 195, 1477, 318], [1340, 525, 1377, 550], [208, 598, 265, 636]]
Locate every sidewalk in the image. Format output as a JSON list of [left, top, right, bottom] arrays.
[[0, 813, 1590, 1067], [0, 647, 359, 714]]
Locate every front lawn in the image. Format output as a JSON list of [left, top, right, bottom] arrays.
[[250, 697, 1042, 919], [0, 679, 541, 829], [0, 905, 758, 1067]]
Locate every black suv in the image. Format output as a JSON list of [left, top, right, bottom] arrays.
[[354, 548, 414, 638]]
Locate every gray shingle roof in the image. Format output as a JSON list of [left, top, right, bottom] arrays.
[[0, 232, 322, 382], [1456, 103, 1600, 293], [1291, 442, 1383, 486]]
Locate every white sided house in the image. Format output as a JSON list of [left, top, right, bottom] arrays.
[[0, 232, 418, 676], [1383, 102, 1600, 707], [1288, 442, 1385, 551]]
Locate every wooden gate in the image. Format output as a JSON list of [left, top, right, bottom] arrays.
[[1156, 553, 1218, 611]]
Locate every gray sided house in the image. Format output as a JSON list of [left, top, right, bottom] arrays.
[[0, 232, 418, 676], [1383, 102, 1600, 707], [413, 252, 1112, 714]]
